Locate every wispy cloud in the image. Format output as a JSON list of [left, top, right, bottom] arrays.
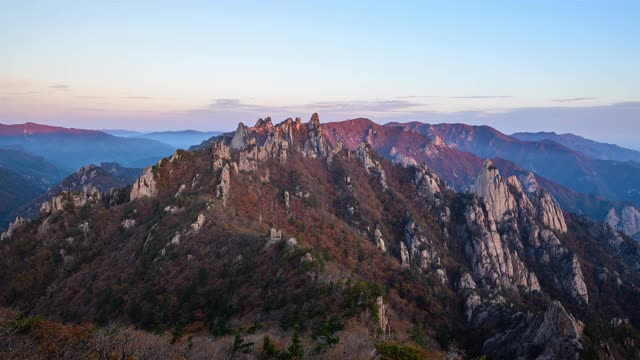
[[49, 84, 69, 90], [124, 96, 154, 100], [395, 95, 512, 100], [552, 97, 598, 102], [448, 95, 512, 99], [204, 98, 424, 116]]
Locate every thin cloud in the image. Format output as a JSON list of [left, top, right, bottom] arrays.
[[49, 84, 69, 90], [125, 96, 154, 100], [552, 97, 598, 102], [394, 95, 512, 100], [448, 95, 512, 99], [205, 98, 424, 116]]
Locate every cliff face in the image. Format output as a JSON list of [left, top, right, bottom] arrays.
[[2, 114, 640, 358], [606, 206, 640, 240]]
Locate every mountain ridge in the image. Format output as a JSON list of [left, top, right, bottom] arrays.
[[2, 114, 639, 358]]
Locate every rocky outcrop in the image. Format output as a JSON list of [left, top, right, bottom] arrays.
[[399, 242, 410, 268], [373, 224, 386, 252], [474, 160, 517, 222], [414, 165, 442, 202], [389, 146, 418, 167], [303, 113, 329, 159], [536, 190, 568, 233], [211, 141, 231, 170], [131, 167, 158, 200], [464, 198, 540, 294], [121, 219, 136, 230], [41, 188, 102, 214], [215, 164, 231, 206], [230, 122, 252, 150], [466, 161, 587, 304], [521, 172, 540, 193], [403, 219, 439, 271], [606, 206, 640, 240], [355, 143, 389, 190], [283, 191, 290, 211], [190, 214, 206, 233], [376, 296, 390, 335], [482, 301, 584, 360], [1, 217, 28, 241]]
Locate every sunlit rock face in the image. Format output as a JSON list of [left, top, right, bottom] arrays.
[[131, 167, 158, 200], [465, 160, 587, 307], [606, 206, 640, 240]]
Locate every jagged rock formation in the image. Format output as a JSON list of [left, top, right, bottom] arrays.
[[304, 113, 329, 158], [215, 164, 231, 206], [482, 301, 584, 359], [40, 188, 102, 214], [606, 206, 640, 240], [403, 218, 440, 272], [131, 167, 158, 200], [464, 197, 541, 294], [373, 225, 386, 252], [355, 143, 389, 190], [536, 189, 568, 233], [0, 217, 28, 241], [466, 160, 588, 307], [414, 165, 442, 201]]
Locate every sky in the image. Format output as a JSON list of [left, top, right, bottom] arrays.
[[1, 1, 639, 148]]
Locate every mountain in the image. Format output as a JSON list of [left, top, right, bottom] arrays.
[[104, 129, 222, 150], [0, 122, 173, 171], [321, 118, 623, 223], [387, 121, 640, 211], [0, 148, 66, 227], [512, 131, 640, 162], [0, 147, 65, 189], [0, 168, 43, 229], [2, 114, 639, 359], [11, 162, 142, 221]]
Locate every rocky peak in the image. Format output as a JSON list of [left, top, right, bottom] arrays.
[[231, 122, 252, 150], [535, 189, 568, 233], [254, 117, 274, 131], [131, 167, 158, 200], [474, 160, 517, 222], [303, 113, 329, 158]]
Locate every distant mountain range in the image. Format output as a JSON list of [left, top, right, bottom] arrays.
[[103, 129, 221, 150], [386, 122, 640, 209], [511, 131, 640, 162], [0, 123, 173, 172]]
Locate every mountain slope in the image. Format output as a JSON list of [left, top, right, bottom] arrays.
[[0, 122, 173, 171], [0, 167, 43, 228], [512, 131, 640, 162], [0, 147, 65, 187], [2, 114, 639, 358], [0, 148, 67, 227]]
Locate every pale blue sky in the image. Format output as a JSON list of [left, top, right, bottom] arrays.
[[1, 1, 638, 147]]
